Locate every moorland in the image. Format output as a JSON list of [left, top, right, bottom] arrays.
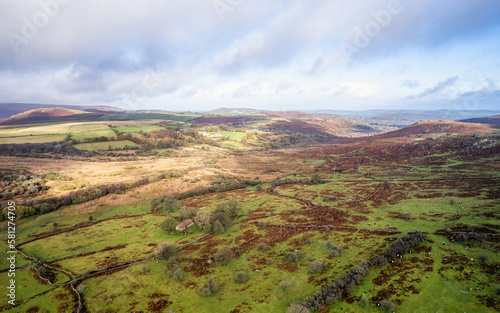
[[0, 107, 499, 313]]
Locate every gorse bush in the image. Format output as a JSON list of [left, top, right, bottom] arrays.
[[256, 242, 271, 251], [308, 260, 325, 273], [234, 271, 249, 283], [214, 246, 233, 266], [285, 250, 303, 263], [279, 280, 291, 291], [156, 243, 177, 261]]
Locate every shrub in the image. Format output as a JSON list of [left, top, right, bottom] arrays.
[[494, 285, 500, 295], [279, 280, 291, 291], [286, 304, 310, 313], [285, 250, 303, 263], [380, 300, 395, 311], [156, 243, 177, 261], [199, 277, 220, 297], [328, 249, 341, 257], [256, 242, 271, 251], [234, 271, 249, 283], [167, 267, 183, 280], [160, 218, 178, 234], [308, 260, 325, 273], [322, 195, 337, 202], [478, 254, 489, 263], [214, 246, 233, 266], [359, 294, 369, 307], [58, 184, 75, 191]]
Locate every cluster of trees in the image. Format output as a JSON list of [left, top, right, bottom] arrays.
[[0, 142, 88, 157], [150, 195, 183, 213], [368, 231, 427, 266], [157, 197, 240, 235], [0, 172, 46, 199], [298, 261, 370, 312], [272, 174, 325, 188], [177, 177, 259, 200], [144, 129, 198, 149], [3, 176, 154, 221]]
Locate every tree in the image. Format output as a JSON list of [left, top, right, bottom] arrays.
[[160, 218, 178, 234], [310, 174, 322, 184], [210, 212, 231, 230], [214, 246, 233, 266], [213, 220, 225, 234], [225, 198, 240, 218], [156, 243, 177, 261], [179, 207, 197, 220], [194, 211, 211, 230], [162, 195, 181, 213]]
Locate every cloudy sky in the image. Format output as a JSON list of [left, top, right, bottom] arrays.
[[1, 0, 500, 112]]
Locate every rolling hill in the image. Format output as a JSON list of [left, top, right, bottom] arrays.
[[0, 103, 124, 120], [459, 115, 500, 125]]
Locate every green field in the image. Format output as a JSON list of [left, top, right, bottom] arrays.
[[114, 125, 164, 133], [71, 129, 117, 140]]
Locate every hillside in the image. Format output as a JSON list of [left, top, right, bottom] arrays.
[[460, 115, 500, 125], [207, 107, 266, 114], [0, 103, 124, 120], [0, 108, 92, 125]]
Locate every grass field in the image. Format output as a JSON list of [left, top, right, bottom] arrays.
[[114, 125, 164, 133], [0, 134, 67, 144], [71, 129, 117, 140]]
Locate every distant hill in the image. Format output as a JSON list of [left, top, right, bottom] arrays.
[[306, 109, 500, 124], [0, 108, 91, 125], [344, 120, 492, 143], [207, 107, 266, 114], [0, 103, 124, 120], [459, 115, 500, 125]]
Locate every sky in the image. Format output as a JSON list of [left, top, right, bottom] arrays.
[[1, 0, 500, 112]]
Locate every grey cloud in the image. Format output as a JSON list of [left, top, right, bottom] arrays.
[[415, 76, 459, 98]]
